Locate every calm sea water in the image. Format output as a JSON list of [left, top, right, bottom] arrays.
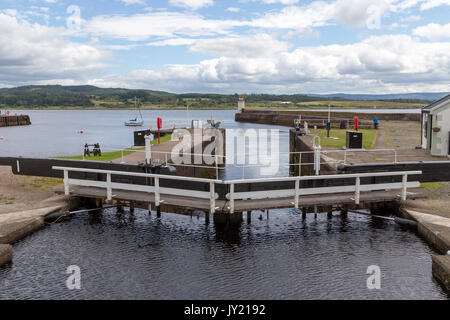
[[0, 109, 447, 300], [0, 209, 447, 300]]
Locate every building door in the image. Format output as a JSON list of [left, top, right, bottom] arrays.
[[428, 116, 433, 149]]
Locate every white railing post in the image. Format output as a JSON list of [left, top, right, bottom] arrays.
[[344, 149, 347, 164], [315, 148, 321, 176], [215, 155, 219, 179], [294, 179, 299, 209], [394, 150, 398, 164], [106, 173, 112, 201], [210, 182, 215, 214], [298, 152, 302, 176], [402, 174, 408, 201], [145, 135, 151, 165], [230, 183, 235, 214], [155, 177, 160, 206], [121, 150, 124, 163], [355, 176, 360, 205], [313, 136, 321, 176], [63, 170, 69, 196]]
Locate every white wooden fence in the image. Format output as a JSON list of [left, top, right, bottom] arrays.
[[53, 166, 421, 214]]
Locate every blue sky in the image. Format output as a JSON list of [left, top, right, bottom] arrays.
[[0, 0, 449, 94]]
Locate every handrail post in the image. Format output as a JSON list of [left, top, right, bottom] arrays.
[[210, 182, 215, 214], [155, 177, 160, 206], [106, 173, 112, 201], [121, 150, 124, 163], [402, 174, 408, 201], [298, 152, 302, 176], [63, 170, 69, 196], [230, 183, 235, 214], [215, 155, 219, 179], [294, 179, 299, 209], [355, 176, 360, 205]]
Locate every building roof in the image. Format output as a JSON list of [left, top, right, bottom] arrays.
[[422, 94, 450, 111]]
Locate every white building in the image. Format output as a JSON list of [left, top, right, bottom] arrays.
[[421, 94, 450, 157]]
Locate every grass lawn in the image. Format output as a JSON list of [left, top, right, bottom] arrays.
[[419, 182, 444, 189], [309, 129, 377, 149], [58, 134, 172, 162]]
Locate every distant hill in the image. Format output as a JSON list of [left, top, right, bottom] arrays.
[[0, 85, 445, 109], [308, 92, 448, 102], [0, 85, 327, 108], [0, 85, 178, 108]]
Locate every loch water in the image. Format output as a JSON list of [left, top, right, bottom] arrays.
[[0, 110, 447, 299]]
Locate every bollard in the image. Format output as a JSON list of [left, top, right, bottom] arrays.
[[117, 201, 124, 213], [157, 206, 161, 218]]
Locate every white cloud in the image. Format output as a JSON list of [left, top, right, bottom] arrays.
[[84, 12, 244, 40], [419, 0, 450, 10], [147, 38, 197, 46], [249, 0, 392, 30], [169, 0, 214, 10], [392, 0, 450, 10], [0, 13, 106, 85], [262, 0, 300, 4], [90, 34, 450, 94], [413, 23, 450, 40], [146, 34, 291, 57], [226, 7, 241, 12], [188, 34, 291, 57], [120, 0, 146, 5], [72, 0, 449, 43]]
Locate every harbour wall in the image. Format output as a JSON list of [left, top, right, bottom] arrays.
[[236, 110, 420, 128], [0, 115, 31, 127]]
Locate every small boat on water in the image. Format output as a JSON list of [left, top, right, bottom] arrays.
[[125, 97, 144, 127]]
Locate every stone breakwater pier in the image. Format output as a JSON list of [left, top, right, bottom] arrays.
[[0, 114, 31, 127]]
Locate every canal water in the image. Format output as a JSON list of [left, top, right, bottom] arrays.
[[0, 110, 448, 299]]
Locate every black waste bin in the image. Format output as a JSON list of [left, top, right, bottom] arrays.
[[134, 129, 151, 146], [346, 131, 363, 149]]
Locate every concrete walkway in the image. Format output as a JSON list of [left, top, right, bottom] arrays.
[[402, 207, 450, 290], [0, 195, 69, 266]]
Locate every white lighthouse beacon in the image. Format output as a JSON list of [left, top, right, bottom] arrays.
[[237, 96, 245, 113]]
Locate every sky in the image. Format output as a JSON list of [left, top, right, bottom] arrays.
[[0, 0, 449, 94]]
